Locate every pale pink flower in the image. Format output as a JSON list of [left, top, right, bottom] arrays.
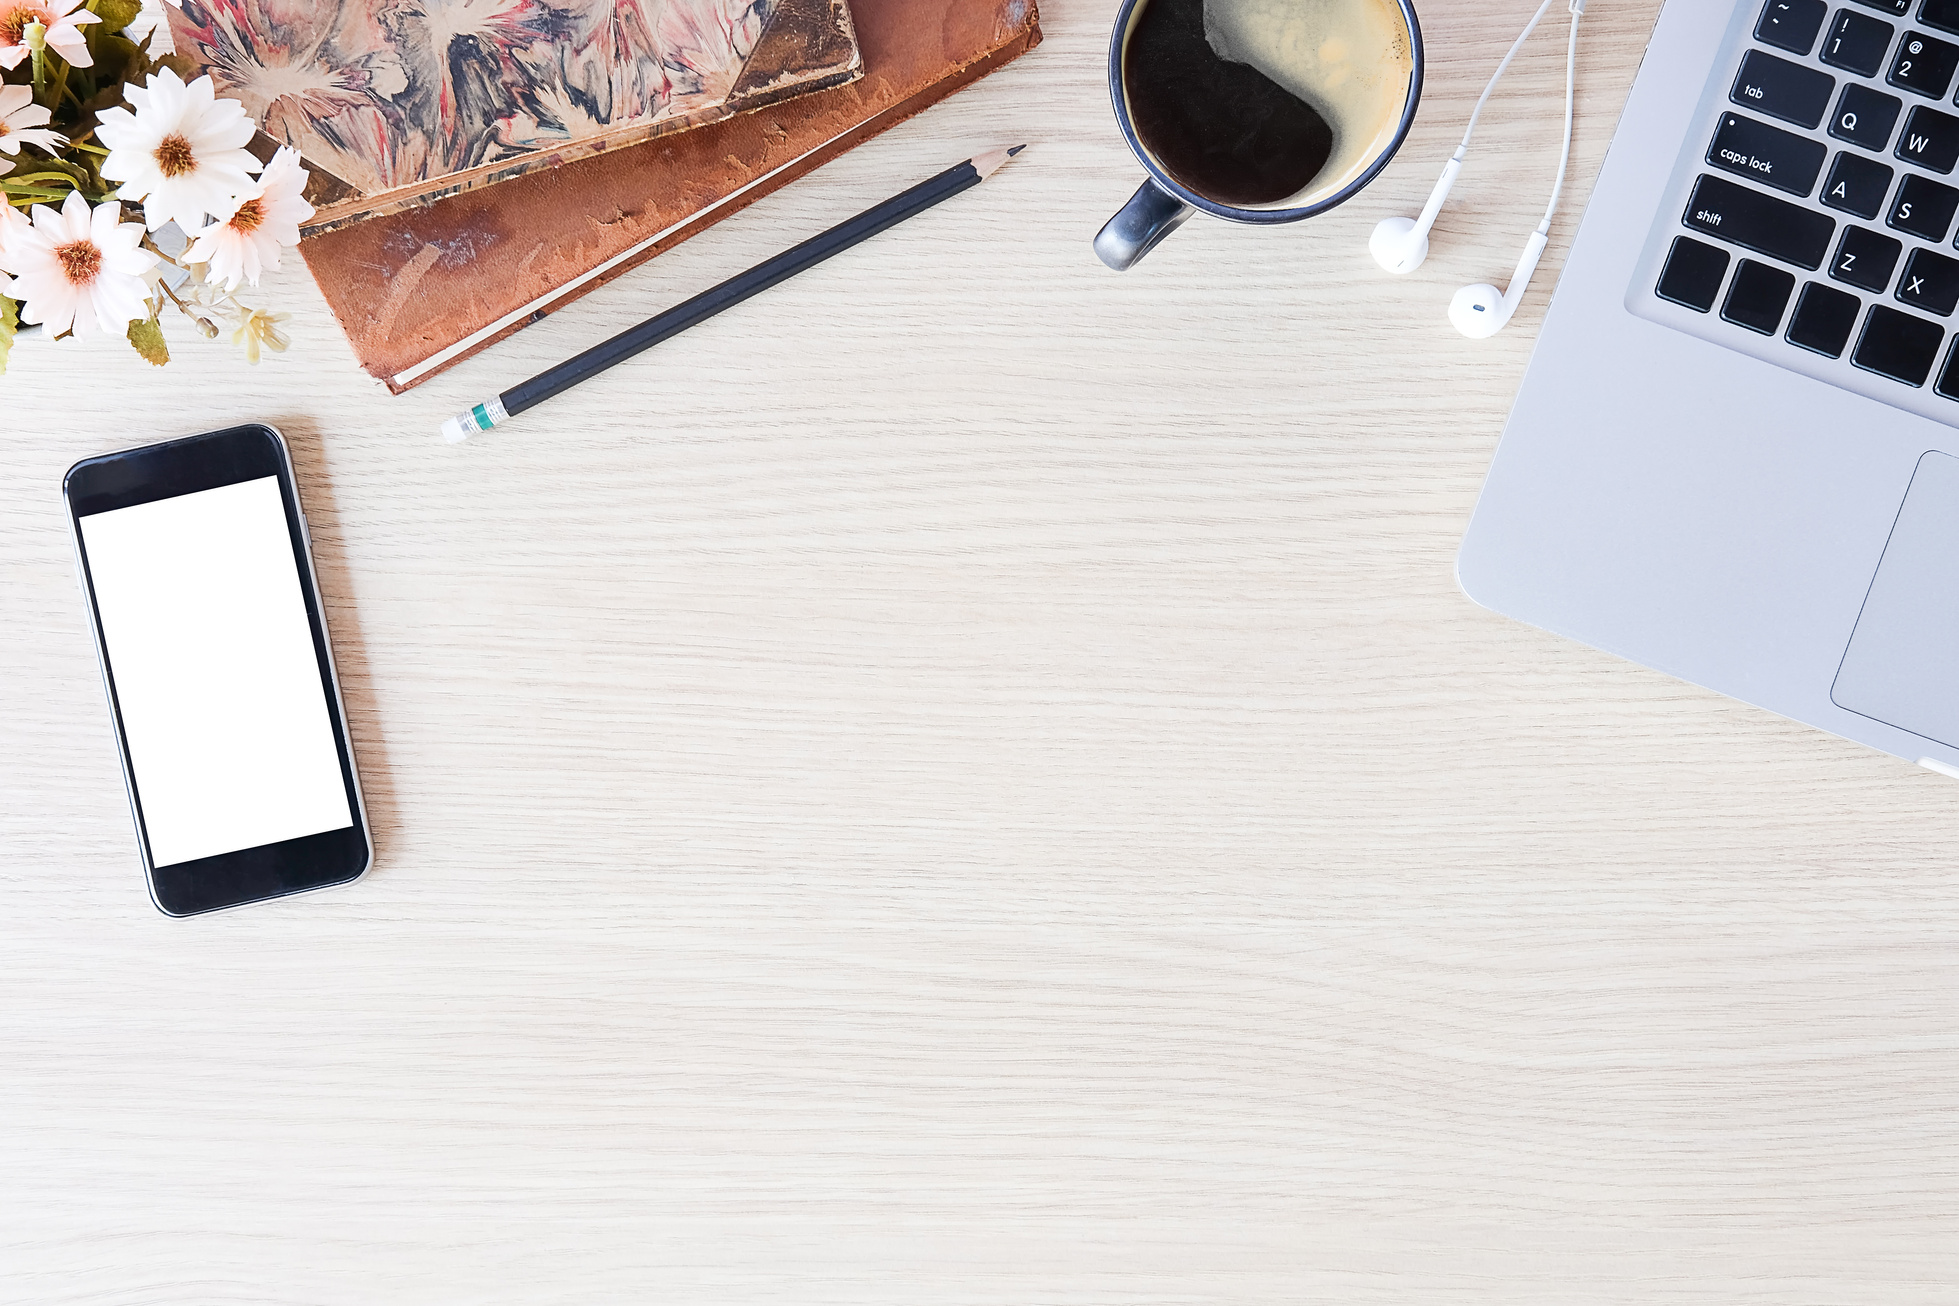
[[0, 193, 25, 297], [0, 195, 27, 250], [96, 68, 260, 231], [184, 146, 312, 289], [0, 0, 101, 71], [0, 84, 65, 158], [1, 191, 159, 336]]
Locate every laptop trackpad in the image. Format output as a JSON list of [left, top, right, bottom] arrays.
[[1833, 451, 1959, 747]]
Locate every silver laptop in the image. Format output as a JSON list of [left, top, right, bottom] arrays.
[[1462, 0, 1959, 776]]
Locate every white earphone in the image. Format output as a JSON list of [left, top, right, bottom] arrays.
[[1371, 0, 1585, 338]]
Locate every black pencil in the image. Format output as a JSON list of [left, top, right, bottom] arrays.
[[441, 145, 1026, 442]]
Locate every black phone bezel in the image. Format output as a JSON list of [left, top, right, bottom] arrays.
[[64, 424, 370, 916]]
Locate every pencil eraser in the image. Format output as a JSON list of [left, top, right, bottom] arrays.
[[440, 415, 472, 444]]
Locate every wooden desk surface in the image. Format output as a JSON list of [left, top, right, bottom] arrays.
[[8, 1, 1959, 1299]]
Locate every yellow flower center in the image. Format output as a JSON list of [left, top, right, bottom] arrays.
[[0, 7, 41, 46], [230, 197, 266, 233], [153, 133, 197, 178], [0, 121, 11, 139], [55, 239, 101, 286]]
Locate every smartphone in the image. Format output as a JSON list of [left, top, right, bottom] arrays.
[[64, 424, 371, 916]]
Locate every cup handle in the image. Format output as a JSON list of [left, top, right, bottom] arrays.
[[1094, 180, 1195, 271]]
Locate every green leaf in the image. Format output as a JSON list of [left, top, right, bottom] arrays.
[[16, 155, 90, 185], [153, 53, 199, 83], [88, 0, 144, 38], [126, 313, 168, 366], [7, 151, 107, 203], [79, 31, 145, 93], [0, 295, 16, 378]]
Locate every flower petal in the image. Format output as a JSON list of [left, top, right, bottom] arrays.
[[47, 26, 94, 68], [16, 277, 78, 335]]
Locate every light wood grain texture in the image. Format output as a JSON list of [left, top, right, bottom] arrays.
[[7, 1, 1959, 1300]]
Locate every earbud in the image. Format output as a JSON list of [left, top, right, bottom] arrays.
[[1447, 283, 1510, 339], [1366, 0, 1582, 339], [1448, 228, 1548, 339], [1369, 154, 1462, 275], [1367, 216, 1427, 275]]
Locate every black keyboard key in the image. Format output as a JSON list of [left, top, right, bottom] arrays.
[[1829, 83, 1903, 150], [1846, 0, 1909, 14], [1758, 0, 1828, 53], [1888, 172, 1959, 239], [1683, 174, 1836, 270], [1896, 104, 1959, 171], [1822, 9, 1896, 77], [1934, 338, 1959, 398], [1821, 151, 1894, 217], [1732, 49, 1836, 129], [1707, 113, 1828, 194], [1831, 224, 1904, 291], [1657, 236, 1732, 312], [1786, 282, 1862, 355], [1854, 305, 1944, 383], [1723, 258, 1798, 332], [1924, 0, 1959, 38], [1896, 246, 1959, 315], [1888, 31, 1959, 97]]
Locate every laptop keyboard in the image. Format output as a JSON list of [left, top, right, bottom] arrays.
[[1634, 0, 1959, 417]]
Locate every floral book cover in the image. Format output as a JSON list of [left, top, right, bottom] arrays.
[[164, 0, 862, 236]]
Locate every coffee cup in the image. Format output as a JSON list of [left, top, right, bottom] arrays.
[[1095, 0, 1424, 271]]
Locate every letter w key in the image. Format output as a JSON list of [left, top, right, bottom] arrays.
[[1896, 104, 1959, 172]]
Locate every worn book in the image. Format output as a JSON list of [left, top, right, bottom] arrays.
[[297, 0, 1041, 392], [165, 0, 863, 235]]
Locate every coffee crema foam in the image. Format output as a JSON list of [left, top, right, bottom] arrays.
[[1203, 0, 1412, 206]]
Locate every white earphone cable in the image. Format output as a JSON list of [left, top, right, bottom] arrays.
[[1458, 0, 1560, 157], [1538, 0, 1585, 236]]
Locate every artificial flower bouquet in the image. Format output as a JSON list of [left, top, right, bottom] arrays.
[[0, 0, 310, 373]]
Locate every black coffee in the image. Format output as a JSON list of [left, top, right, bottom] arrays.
[[1125, 0, 1332, 206], [1123, 0, 1411, 209]]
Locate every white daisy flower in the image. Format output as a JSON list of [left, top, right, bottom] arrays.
[[183, 146, 313, 289], [2, 191, 159, 336], [96, 68, 261, 231], [0, 84, 66, 158], [0, 0, 100, 71]]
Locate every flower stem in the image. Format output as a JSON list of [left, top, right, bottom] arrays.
[[47, 54, 71, 114], [157, 275, 221, 338], [24, 19, 47, 98]]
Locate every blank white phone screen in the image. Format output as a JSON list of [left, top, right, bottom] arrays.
[[78, 476, 351, 868]]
